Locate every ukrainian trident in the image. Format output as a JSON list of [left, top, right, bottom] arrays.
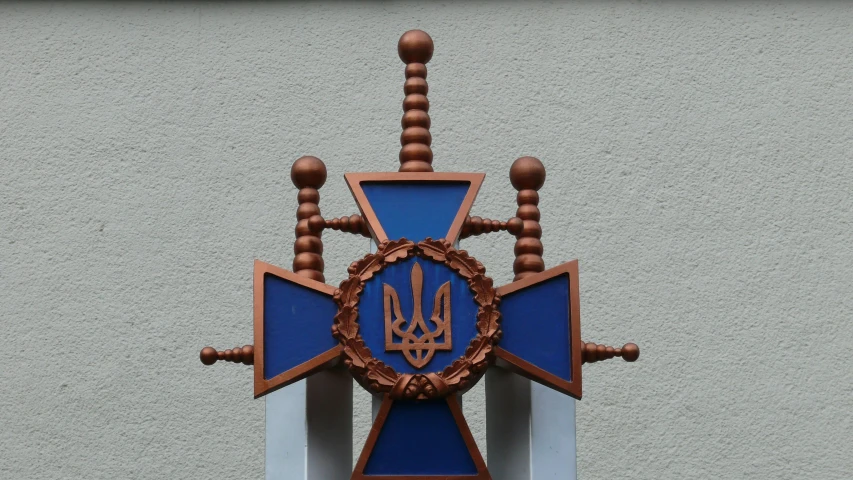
[[384, 262, 452, 369], [200, 30, 639, 480]]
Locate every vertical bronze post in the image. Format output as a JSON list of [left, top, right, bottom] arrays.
[[509, 156, 547, 281], [398, 30, 434, 172], [291, 156, 327, 282]]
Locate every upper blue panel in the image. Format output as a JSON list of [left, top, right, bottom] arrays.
[[498, 274, 573, 382], [361, 181, 470, 242], [263, 273, 338, 380], [364, 400, 478, 476], [359, 257, 478, 374]]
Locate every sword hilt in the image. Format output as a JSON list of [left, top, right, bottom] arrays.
[[398, 30, 434, 172], [200, 345, 254, 366], [291, 156, 327, 283], [581, 341, 639, 364], [509, 156, 547, 281]]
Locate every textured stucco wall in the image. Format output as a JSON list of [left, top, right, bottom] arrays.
[[2, 2, 852, 479]]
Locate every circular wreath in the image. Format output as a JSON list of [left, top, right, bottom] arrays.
[[332, 238, 501, 400]]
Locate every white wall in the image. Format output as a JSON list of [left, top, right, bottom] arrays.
[[2, 2, 852, 479]]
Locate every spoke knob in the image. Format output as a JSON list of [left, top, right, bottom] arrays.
[[200, 345, 254, 365]]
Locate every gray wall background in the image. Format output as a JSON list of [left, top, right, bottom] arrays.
[[2, 2, 851, 479]]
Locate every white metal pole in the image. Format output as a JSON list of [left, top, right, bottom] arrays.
[[486, 369, 577, 480], [265, 355, 352, 479]]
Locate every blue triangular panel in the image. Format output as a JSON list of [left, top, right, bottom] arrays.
[[364, 400, 478, 476], [498, 274, 573, 382], [361, 181, 470, 242], [262, 273, 338, 379]]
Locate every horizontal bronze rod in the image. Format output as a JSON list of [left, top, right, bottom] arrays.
[[200, 345, 254, 366], [460, 216, 523, 239], [581, 341, 639, 364], [307, 214, 372, 238]]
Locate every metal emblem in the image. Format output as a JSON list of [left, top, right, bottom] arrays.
[[199, 29, 640, 480], [384, 262, 452, 369]]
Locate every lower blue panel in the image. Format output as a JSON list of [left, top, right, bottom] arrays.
[[263, 273, 338, 380], [364, 400, 478, 476], [498, 274, 573, 382]]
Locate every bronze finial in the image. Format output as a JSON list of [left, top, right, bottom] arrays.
[[581, 342, 640, 364], [460, 216, 524, 239], [398, 30, 435, 173], [199, 35, 642, 478], [291, 156, 327, 282], [200, 345, 254, 365], [509, 156, 547, 280]]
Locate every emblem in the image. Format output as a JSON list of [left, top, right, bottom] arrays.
[[384, 261, 452, 369], [333, 238, 501, 400], [200, 29, 639, 480]]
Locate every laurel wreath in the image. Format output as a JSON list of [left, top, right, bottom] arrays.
[[332, 238, 501, 400]]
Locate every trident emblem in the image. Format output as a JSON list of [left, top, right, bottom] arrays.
[[383, 262, 452, 368], [199, 30, 641, 480]]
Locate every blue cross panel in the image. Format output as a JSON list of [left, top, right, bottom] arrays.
[[495, 261, 582, 398], [357, 397, 487, 478], [253, 261, 340, 397], [345, 173, 484, 244], [262, 273, 338, 379], [361, 181, 469, 242]]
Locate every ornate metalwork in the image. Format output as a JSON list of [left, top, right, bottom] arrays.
[[384, 261, 453, 369], [198, 29, 642, 480], [582, 341, 640, 364], [320, 214, 372, 237], [510, 156, 547, 281], [199, 345, 254, 365], [397, 30, 434, 173], [460, 215, 524, 239], [291, 155, 327, 282], [333, 238, 501, 400]]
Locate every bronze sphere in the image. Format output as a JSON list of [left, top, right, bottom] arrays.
[[509, 156, 546, 191], [291, 156, 327, 189], [398, 30, 434, 64]]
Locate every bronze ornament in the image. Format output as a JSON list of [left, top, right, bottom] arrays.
[[383, 261, 453, 369], [582, 341, 640, 364], [397, 30, 435, 173], [198, 31, 642, 480], [333, 238, 501, 400], [200, 345, 254, 365], [460, 215, 524, 239], [509, 156, 547, 281], [291, 156, 327, 282], [319, 214, 372, 238]]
